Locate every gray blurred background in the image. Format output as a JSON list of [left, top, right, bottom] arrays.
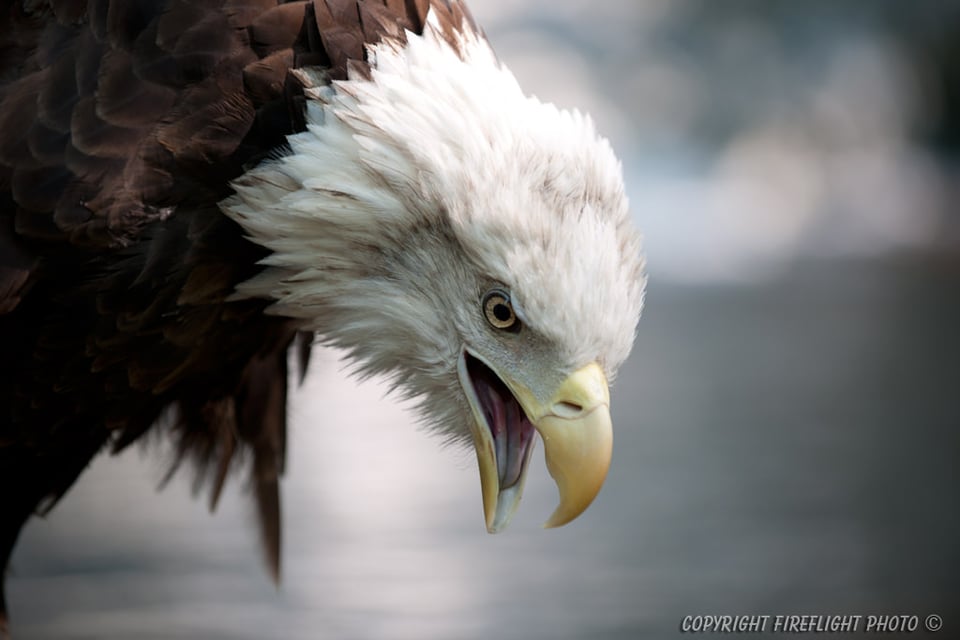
[[8, 1, 960, 638]]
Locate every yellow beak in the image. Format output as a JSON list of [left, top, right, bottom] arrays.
[[528, 363, 613, 528], [459, 355, 613, 532]]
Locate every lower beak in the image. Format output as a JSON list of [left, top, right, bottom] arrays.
[[463, 359, 613, 532]]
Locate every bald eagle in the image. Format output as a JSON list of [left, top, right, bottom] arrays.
[[0, 0, 645, 629]]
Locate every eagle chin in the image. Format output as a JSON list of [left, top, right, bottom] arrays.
[[0, 0, 644, 628]]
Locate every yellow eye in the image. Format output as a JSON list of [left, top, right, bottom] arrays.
[[483, 290, 520, 331]]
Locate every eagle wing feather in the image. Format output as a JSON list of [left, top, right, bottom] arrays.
[[0, 0, 473, 622]]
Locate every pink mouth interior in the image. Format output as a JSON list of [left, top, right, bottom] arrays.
[[465, 353, 536, 489]]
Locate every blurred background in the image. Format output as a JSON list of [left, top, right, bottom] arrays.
[[8, 0, 960, 638]]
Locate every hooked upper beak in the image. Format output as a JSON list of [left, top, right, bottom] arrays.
[[458, 352, 613, 532]]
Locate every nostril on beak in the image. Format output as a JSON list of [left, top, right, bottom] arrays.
[[552, 401, 584, 419]]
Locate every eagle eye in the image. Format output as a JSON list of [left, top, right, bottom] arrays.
[[482, 289, 520, 332]]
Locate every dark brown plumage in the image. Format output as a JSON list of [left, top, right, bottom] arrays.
[[0, 0, 476, 631]]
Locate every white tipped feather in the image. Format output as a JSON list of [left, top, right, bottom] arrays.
[[221, 12, 645, 437]]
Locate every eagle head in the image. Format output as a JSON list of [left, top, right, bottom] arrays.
[[223, 16, 645, 532]]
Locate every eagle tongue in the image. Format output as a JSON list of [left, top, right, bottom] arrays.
[[482, 382, 508, 484], [475, 365, 532, 490], [503, 392, 533, 488]]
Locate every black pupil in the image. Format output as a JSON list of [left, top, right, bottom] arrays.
[[493, 303, 512, 323]]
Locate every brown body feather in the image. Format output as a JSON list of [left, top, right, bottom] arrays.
[[0, 0, 476, 629]]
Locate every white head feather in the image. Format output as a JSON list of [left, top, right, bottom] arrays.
[[221, 13, 646, 440]]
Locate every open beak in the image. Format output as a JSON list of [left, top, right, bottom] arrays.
[[458, 351, 613, 532]]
